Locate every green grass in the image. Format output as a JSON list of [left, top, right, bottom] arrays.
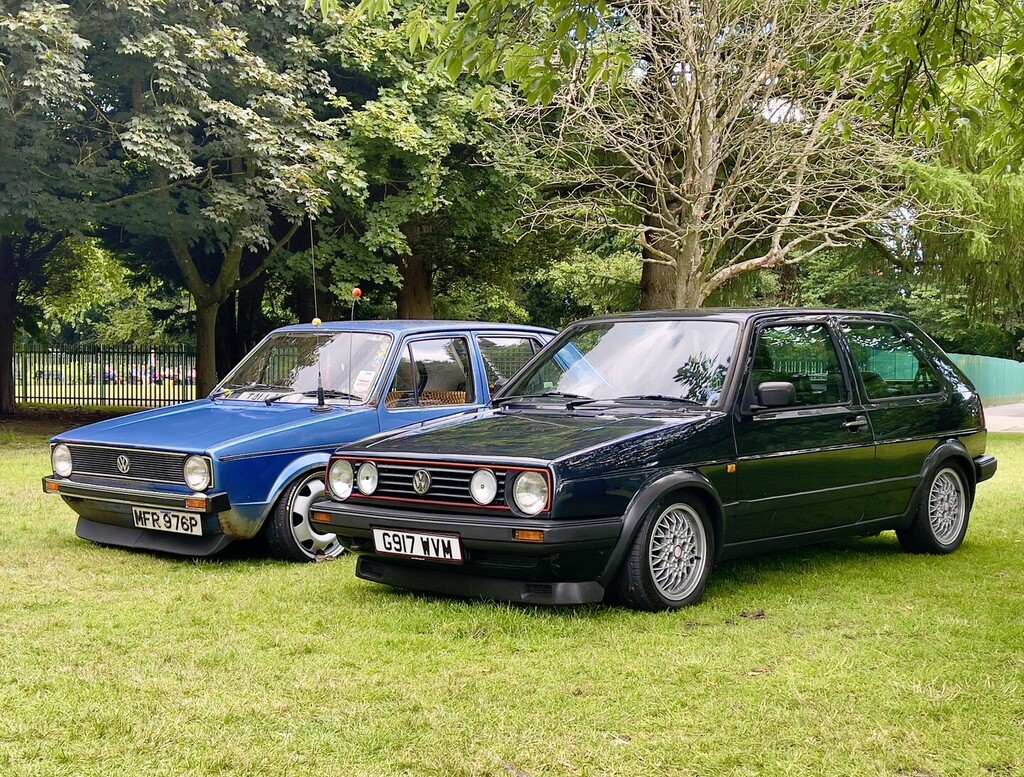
[[1, 417, 1022, 776]]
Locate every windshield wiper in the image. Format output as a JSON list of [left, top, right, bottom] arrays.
[[265, 389, 362, 404], [613, 394, 705, 407], [495, 391, 591, 406]]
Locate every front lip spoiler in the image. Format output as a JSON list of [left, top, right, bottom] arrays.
[[75, 517, 234, 557], [43, 477, 230, 513], [356, 555, 605, 605]]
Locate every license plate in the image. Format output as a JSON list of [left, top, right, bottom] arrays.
[[132, 506, 202, 536], [372, 527, 463, 563]]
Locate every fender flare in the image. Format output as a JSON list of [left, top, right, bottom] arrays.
[[255, 452, 332, 529], [597, 470, 726, 587], [896, 438, 976, 529]]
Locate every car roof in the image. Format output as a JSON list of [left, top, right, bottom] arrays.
[[271, 320, 556, 336], [577, 308, 911, 325]]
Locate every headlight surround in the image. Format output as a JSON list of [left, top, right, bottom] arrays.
[[329, 459, 354, 500], [356, 462, 378, 495], [52, 444, 73, 477], [183, 455, 211, 491], [512, 471, 549, 516], [469, 468, 498, 505]]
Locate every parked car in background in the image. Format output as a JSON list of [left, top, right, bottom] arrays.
[[311, 309, 996, 609], [43, 321, 554, 561]]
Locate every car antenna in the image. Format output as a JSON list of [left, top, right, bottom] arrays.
[[310, 219, 331, 414], [346, 287, 362, 409]]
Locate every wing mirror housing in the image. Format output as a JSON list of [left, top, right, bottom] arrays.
[[753, 381, 796, 410]]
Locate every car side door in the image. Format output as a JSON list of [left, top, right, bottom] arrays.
[[377, 334, 483, 432], [730, 317, 876, 543], [837, 317, 955, 521]]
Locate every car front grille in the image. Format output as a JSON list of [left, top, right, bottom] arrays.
[[374, 462, 508, 507], [338, 457, 549, 513], [66, 444, 188, 485]]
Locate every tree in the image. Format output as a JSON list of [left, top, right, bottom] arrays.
[[495, 0, 940, 307], [0, 0, 102, 414], [76, 0, 367, 394]]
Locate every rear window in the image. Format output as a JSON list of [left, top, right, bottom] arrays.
[[841, 322, 942, 399]]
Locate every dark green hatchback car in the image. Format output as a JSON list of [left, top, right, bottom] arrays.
[[310, 309, 997, 610]]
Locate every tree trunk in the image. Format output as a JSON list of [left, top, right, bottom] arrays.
[[0, 237, 17, 415], [195, 302, 220, 397], [397, 222, 434, 319], [237, 276, 265, 353], [215, 292, 238, 379], [639, 260, 676, 310], [674, 228, 705, 308]]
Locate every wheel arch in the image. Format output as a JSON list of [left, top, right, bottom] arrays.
[[896, 439, 976, 530], [254, 453, 332, 531], [597, 470, 725, 587]]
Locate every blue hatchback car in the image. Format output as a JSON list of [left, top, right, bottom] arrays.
[[43, 321, 553, 561]]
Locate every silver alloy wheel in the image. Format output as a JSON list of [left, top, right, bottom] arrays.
[[648, 502, 708, 601], [928, 467, 966, 546], [289, 474, 343, 558]]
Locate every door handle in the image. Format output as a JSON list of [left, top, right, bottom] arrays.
[[842, 416, 869, 431]]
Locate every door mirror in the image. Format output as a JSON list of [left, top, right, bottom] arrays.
[[756, 381, 796, 409]]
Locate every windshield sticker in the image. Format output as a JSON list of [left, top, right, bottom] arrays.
[[353, 370, 376, 394], [235, 391, 284, 402]]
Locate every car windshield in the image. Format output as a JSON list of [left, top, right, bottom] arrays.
[[214, 331, 393, 404], [502, 320, 739, 407]]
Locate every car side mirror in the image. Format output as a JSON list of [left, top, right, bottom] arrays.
[[754, 381, 796, 410]]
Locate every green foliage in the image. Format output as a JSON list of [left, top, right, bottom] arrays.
[[20, 240, 193, 347]]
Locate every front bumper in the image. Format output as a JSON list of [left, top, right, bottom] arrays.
[[43, 476, 234, 557], [310, 498, 622, 604]]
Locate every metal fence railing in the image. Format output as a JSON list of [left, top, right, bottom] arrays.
[[14, 345, 197, 408]]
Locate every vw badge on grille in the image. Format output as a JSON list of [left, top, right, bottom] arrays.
[[116, 454, 131, 474], [412, 469, 432, 495]]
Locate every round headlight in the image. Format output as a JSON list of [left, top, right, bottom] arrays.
[[469, 469, 498, 505], [357, 462, 378, 495], [183, 455, 211, 491], [328, 459, 354, 500], [52, 444, 72, 477], [512, 471, 548, 516]]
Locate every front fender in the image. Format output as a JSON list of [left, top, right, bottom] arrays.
[[217, 452, 332, 539], [597, 470, 725, 587]]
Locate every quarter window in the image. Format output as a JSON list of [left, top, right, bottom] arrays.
[[478, 336, 539, 391], [751, 324, 849, 406], [385, 338, 476, 409], [842, 322, 942, 399]]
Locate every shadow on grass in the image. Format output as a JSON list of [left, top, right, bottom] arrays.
[[348, 532, 915, 617]]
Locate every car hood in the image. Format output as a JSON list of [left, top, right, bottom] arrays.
[[53, 399, 376, 457], [358, 407, 709, 463]]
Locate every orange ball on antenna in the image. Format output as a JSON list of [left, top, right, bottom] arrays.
[[352, 287, 362, 299]]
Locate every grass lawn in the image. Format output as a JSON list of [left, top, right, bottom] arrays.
[[1, 415, 1022, 776]]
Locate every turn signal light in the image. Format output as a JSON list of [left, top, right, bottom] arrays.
[[513, 529, 544, 543], [185, 498, 208, 510], [311, 512, 332, 523], [45, 481, 60, 493]]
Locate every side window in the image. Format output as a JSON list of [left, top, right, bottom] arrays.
[[751, 324, 849, 406], [842, 322, 941, 399], [385, 338, 476, 409], [478, 336, 539, 391]]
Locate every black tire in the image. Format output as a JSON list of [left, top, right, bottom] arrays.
[[896, 464, 971, 554], [264, 471, 346, 562], [612, 495, 715, 611]]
